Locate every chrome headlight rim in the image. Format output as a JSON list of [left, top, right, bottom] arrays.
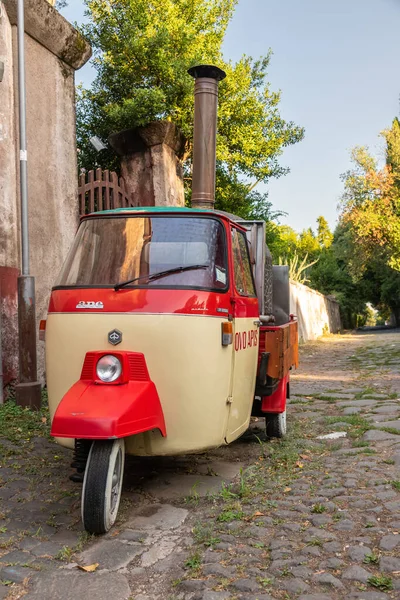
[[96, 354, 122, 383]]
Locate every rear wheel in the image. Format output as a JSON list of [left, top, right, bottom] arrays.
[[265, 410, 286, 438], [82, 439, 125, 534]]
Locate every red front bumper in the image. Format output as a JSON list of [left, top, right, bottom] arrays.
[[51, 351, 166, 439]]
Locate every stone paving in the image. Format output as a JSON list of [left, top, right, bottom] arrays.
[[1, 330, 400, 599]]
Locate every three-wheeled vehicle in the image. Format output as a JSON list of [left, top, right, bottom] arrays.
[[44, 65, 298, 534]]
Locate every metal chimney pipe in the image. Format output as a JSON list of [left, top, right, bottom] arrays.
[[188, 65, 226, 210]]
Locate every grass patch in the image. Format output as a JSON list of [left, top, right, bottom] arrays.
[[0, 395, 50, 444], [332, 513, 342, 522], [379, 427, 400, 436], [391, 480, 400, 491], [325, 415, 372, 439], [55, 546, 74, 561], [307, 538, 323, 547], [354, 387, 375, 399], [217, 508, 245, 523], [184, 551, 201, 571], [257, 576, 273, 587], [363, 552, 380, 565], [368, 574, 393, 591], [352, 440, 369, 448], [184, 483, 200, 506], [311, 503, 326, 514], [74, 531, 95, 552], [382, 459, 395, 465], [193, 523, 220, 548]]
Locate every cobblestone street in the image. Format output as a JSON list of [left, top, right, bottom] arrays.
[[1, 330, 400, 600]]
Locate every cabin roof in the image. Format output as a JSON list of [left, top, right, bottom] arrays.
[[86, 206, 244, 222], [95, 206, 207, 214]]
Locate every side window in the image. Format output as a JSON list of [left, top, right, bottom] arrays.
[[231, 228, 256, 296]]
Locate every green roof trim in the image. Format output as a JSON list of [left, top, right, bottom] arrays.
[[94, 206, 210, 215]]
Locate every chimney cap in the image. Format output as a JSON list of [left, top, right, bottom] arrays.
[[188, 64, 226, 81]]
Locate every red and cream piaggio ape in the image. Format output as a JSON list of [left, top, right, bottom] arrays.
[[45, 66, 298, 534]]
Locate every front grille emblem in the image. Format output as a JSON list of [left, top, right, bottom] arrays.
[[108, 329, 122, 346]]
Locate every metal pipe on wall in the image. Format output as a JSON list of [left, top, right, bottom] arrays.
[[188, 65, 226, 210], [15, 0, 41, 409], [17, 0, 29, 275]]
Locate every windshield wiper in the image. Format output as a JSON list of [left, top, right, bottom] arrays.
[[114, 264, 209, 291]]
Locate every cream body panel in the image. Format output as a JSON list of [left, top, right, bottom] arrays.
[[46, 313, 244, 455], [225, 318, 259, 443]]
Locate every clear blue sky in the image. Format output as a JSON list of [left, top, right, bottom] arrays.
[[61, 0, 400, 233]]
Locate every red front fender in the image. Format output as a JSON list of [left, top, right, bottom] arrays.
[[51, 352, 166, 440]]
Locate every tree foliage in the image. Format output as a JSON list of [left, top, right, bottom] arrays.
[[266, 217, 329, 264], [77, 0, 304, 216], [306, 122, 400, 327], [317, 216, 333, 249], [308, 223, 371, 328], [340, 133, 400, 271]]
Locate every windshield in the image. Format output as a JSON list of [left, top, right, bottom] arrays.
[[56, 216, 228, 291]]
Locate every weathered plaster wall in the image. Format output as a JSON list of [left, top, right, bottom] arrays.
[[290, 280, 342, 343], [0, 0, 91, 389], [0, 6, 18, 269], [0, 6, 19, 387], [16, 31, 80, 379]]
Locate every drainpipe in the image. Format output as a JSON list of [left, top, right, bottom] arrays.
[[15, 0, 41, 409], [187, 65, 226, 210]]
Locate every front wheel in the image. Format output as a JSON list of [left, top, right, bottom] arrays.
[[265, 410, 287, 439], [82, 439, 125, 534]]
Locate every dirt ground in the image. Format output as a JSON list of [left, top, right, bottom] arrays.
[[1, 329, 400, 600]]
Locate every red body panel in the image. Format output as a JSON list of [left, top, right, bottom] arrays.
[[261, 374, 289, 414], [50, 351, 166, 440], [49, 288, 232, 317], [231, 296, 259, 318], [48, 215, 258, 319]]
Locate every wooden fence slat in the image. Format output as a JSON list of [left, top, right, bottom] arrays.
[[104, 169, 110, 210], [78, 169, 131, 216], [111, 172, 120, 209], [96, 168, 102, 212], [119, 177, 126, 208], [78, 172, 86, 216], [88, 170, 95, 214]]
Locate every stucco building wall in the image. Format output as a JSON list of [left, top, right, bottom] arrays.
[[0, 0, 91, 390], [290, 280, 342, 343]]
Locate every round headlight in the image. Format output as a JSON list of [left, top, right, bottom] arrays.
[[96, 355, 122, 382]]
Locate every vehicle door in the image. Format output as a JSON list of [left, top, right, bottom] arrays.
[[225, 226, 260, 443]]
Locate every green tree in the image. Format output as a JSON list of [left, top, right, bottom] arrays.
[[297, 227, 320, 259], [266, 224, 299, 261], [361, 259, 400, 326], [308, 224, 370, 328], [77, 0, 304, 210], [317, 215, 333, 248], [214, 167, 286, 221], [340, 143, 400, 271], [385, 117, 400, 192], [266, 216, 332, 264]]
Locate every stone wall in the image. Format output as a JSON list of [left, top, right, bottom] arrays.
[[109, 122, 186, 207], [0, 0, 91, 389], [290, 280, 342, 343]]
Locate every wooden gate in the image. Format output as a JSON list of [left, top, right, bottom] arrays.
[[78, 169, 133, 216]]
